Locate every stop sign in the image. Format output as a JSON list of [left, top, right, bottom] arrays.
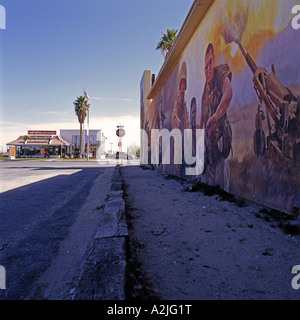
[[116, 128, 125, 137]]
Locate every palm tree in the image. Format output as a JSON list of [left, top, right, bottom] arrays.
[[156, 28, 178, 57], [74, 95, 90, 158]]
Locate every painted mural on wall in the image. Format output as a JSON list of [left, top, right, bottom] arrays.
[[141, 0, 300, 214]]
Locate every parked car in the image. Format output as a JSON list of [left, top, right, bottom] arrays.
[[116, 152, 128, 160], [106, 153, 116, 159]]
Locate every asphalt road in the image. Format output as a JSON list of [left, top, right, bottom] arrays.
[[0, 160, 114, 299]]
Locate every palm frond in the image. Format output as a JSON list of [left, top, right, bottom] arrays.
[[156, 28, 178, 57], [73, 95, 90, 123]]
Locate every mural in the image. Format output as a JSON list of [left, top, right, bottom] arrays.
[[141, 0, 300, 214]]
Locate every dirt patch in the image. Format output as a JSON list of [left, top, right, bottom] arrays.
[[121, 164, 300, 300], [124, 182, 161, 300]]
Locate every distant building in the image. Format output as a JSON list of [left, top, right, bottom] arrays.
[[60, 129, 106, 158], [6, 130, 70, 159], [6, 128, 106, 159]]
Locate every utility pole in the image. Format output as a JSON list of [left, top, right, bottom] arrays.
[[87, 107, 90, 161], [83, 85, 90, 161]]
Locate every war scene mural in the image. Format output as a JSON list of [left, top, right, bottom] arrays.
[[141, 0, 300, 214]]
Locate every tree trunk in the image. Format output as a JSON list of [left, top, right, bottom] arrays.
[[80, 122, 83, 158]]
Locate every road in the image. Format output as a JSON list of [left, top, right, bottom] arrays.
[[0, 160, 116, 300]]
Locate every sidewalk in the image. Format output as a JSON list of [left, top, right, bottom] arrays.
[[121, 165, 300, 300]]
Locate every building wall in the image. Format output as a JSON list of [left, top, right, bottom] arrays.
[[60, 129, 103, 155], [141, 0, 300, 214]]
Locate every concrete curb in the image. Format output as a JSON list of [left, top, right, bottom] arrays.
[[73, 165, 128, 300]]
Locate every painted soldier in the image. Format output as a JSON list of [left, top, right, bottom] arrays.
[[171, 61, 189, 176], [199, 43, 233, 190]]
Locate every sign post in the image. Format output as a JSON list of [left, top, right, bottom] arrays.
[[116, 124, 125, 164]]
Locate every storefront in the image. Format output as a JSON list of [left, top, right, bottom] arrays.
[[6, 130, 70, 159]]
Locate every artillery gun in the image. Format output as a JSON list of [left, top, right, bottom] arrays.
[[236, 40, 300, 167]]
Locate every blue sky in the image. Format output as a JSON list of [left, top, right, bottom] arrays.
[[0, 0, 193, 150]]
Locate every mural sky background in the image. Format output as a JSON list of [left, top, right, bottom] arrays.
[[180, 0, 300, 124]]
